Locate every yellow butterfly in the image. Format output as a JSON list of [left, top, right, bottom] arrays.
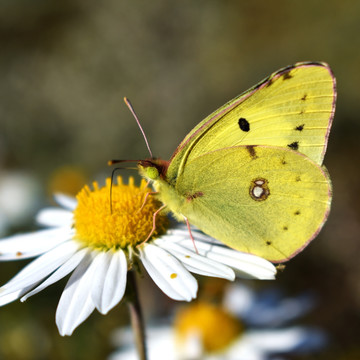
[[133, 62, 335, 263]]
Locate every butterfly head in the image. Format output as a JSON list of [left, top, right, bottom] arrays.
[[138, 159, 169, 182]]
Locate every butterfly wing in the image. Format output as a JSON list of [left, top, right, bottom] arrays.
[[151, 62, 335, 262], [175, 145, 331, 263], [167, 62, 336, 184]]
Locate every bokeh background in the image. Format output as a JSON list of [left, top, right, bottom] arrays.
[[0, 1, 359, 359]]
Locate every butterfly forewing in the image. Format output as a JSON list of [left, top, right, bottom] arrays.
[[167, 62, 336, 184]]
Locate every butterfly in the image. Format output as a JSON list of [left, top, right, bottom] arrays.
[[133, 62, 336, 263]]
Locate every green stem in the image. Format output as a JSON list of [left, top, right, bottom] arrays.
[[126, 270, 147, 360]]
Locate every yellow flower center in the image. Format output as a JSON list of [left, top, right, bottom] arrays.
[[175, 302, 243, 354], [73, 176, 169, 250]]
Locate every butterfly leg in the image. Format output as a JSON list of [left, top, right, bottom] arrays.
[[137, 190, 159, 214], [137, 204, 167, 247], [183, 216, 199, 254]]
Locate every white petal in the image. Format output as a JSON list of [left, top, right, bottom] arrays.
[[91, 250, 127, 314], [175, 238, 276, 280], [36, 208, 73, 227], [20, 248, 88, 302], [140, 244, 197, 301], [154, 239, 235, 280], [0, 240, 80, 300], [54, 193, 77, 211], [0, 227, 73, 260], [0, 284, 35, 306], [163, 227, 215, 244], [56, 251, 98, 336]]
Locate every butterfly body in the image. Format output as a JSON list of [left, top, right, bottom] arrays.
[[138, 159, 184, 221], [138, 62, 336, 263]]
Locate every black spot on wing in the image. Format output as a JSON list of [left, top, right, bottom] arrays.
[[238, 117, 250, 132], [301, 94, 307, 101], [282, 70, 293, 80], [294, 210, 301, 215], [283, 226, 288, 231], [186, 191, 204, 202], [295, 124, 304, 131], [266, 241, 272, 245], [288, 141, 299, 150], [246, 145, 258, 159]]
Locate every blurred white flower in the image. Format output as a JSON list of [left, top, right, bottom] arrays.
[[0, 177, 276, 336], [0, 171, 41, 236], [110, 284, 326, 360]]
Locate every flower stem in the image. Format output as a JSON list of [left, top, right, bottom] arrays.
[[126, 270, 147, 360]]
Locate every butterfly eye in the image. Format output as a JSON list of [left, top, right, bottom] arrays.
[[146, 166, 160, 180]]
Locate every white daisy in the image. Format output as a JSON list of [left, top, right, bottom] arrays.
[[0, 177, 276, 336], [110, 284, 326, 360]]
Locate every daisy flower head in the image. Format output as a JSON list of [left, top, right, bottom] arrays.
[[110, 284, 327, 360], [0, 176, 276, 336]]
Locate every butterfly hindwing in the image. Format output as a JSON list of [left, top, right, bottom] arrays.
[[175, 145, 331, 262]]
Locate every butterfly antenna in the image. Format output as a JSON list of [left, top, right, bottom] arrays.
[[108, 159, 140, 166], [109, 167, 120, 214], [109, 166, 137, 214], [124, 97, 153, 158]]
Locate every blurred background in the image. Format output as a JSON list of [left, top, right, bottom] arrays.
[[0, 0, 359, 359]]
